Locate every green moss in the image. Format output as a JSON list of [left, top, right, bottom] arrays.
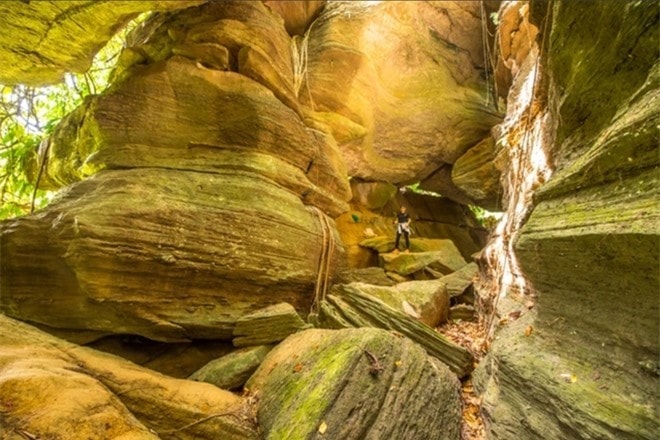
[[549, 0, 658, 161], [262, 334, 362, 439], [494, 331, 658, 437]]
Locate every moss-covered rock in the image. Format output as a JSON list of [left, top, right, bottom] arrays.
[[39, 55, 350, 216], [232, 303, 310, 347], [190, 345, 273, 391], [312, 284, 474, 378], [478, 1, 660, 439], [246, 328, 461, 440], [475, 298, 658, 440], [0, 1, 205, 86], [439, 262, 478, 298], [1, 168, 343, 342]]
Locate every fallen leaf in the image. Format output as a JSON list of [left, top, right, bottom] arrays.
[[318, 421, 327, 434], [524, 325, 533, 336], [293, 363, 303, 373], [508, 310, 522, 320], [394, 360, 402, 369]]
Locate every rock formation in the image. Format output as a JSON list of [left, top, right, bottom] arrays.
[[0, 314, 259, 439], [1, 0, 495, 344], [475, 1, 659, 439], [247, 327, 462, 440], [0, 0, 657, 439], [0, 0, 206, 86]]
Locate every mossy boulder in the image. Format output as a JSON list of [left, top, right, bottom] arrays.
[[439, 262, 478, 298], [246, 328, 461, 440], [475, 298, 658, 439], [312, 284, 474, 378], [190, 345, 273, 391], [1, 168, 343, 342], [232, 303, 310, 347], [38, 55, 350, 216]]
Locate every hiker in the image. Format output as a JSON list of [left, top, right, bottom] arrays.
[[393, 205, 411, 253]]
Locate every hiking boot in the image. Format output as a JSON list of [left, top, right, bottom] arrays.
[[404, 249, 410, 254], [392, 249, 400, 254]]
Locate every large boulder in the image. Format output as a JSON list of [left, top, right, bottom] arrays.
[[35, 55, 350, 216], [190, 345, 273, 391], [247, 328, 462, 440], [1, 168, 342, 342], [381, 250, 466, 277], [313, 283, 474, 378], [3, 1, 359, 343], [0, 314, 258, 440], [348, 280, 451, 328]]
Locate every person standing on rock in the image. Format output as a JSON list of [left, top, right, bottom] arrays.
[[393, 206, 411, 253]]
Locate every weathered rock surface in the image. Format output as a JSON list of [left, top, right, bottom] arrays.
[[263, 0, 325, 36], [448, 304, 475, 321], [190, 345, 273, 391], [0, 0, 205, 86], [247, 328, 462, 440], [232, 303, 309, 347], [304, 1, 502, 186], [0, 314, 258, 440], [335, 267, 395, 286], [450, 136, 504, 211], [349, 179, 398, 211], [475, 298, 658, 440], [492, 1, 539, 100], [440, 262, 478, 298], [1, 168, 341, 342], [348, 280, 450, 328], [2, 2, 363, 343], [477, 1, 660, 439], [381, 249, 467, 277], [420, 136, 505, 211], [312, 283, 474, 378], [36, 55, 350, 216]]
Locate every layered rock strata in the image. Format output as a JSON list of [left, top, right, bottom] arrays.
[[476, 2, 660, 438]]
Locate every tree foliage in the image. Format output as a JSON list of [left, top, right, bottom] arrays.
[[0, 18, 140, 220]]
